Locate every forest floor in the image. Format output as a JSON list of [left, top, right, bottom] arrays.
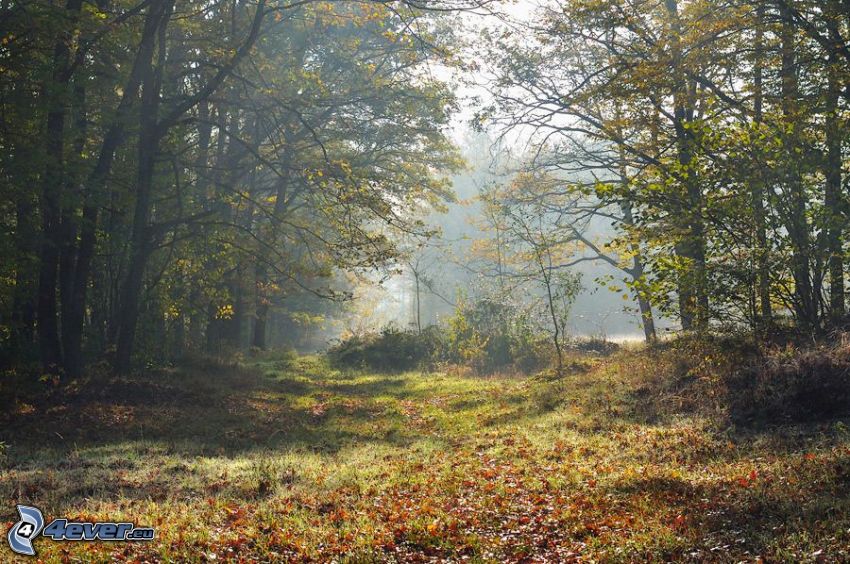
[[2, 348, 850, 562]]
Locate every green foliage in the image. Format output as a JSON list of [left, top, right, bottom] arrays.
[[328, 297, 555, 375], [475, 0, 850, 334], [443, 296, 488, 369], [443, 296, 552, 374], [327, 324, 442, 372]]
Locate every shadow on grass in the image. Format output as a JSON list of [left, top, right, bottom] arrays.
[[601, 467, 850, 560], [0, 361, 434, 460]]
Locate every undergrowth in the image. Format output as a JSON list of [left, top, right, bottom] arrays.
[[1, 340, 849, 562]]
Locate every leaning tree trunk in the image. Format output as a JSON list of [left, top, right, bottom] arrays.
[[627, 236, 656, 343], [114, 0, 173, 373]]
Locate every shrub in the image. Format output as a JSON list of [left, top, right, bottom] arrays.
[[328, 296, 572, 375], [571, 337, 620, 356], [620, 333, 850, 425], [730, 343, 850, 423], [249, 346, 298, 370], [327, 324, 440, 372], [443, 296, 551, 374]]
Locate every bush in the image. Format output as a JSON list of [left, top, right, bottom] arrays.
[[621, 333, 850, 425], [329, 297, 560, 375], [327, 325, 441, 372], [730, 343, 850, 423], [571, 337, 620, 355], [443, 296, 552, 374]]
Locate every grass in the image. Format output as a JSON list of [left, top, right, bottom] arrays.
[[1, 348, 850, 562]]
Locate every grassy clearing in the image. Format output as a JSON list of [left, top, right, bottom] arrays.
[[2, 348, 850, 562]]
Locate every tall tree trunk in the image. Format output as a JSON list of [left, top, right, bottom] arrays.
[[252, 168, 294, 350], [114, 0, 264, 370], [752, 3, 772, 327], [8, 70, 40, 355], [780, 4, 818, 330], [616, 138, 657, 343], [543, 270, 564, 375], [185, 101, 213, 353], [665, 0, 707, 331], [635, 281, 656, 343], [218, 111, 248, 353], [206, 302, 219, 355], [172, 310, 186, 359], [414, 268, 422, 334], [624, 216, 656, 343], [252, 262, 269, 350], [63, 0, 166, 377], [224, 266, 246, 350], [249, 39, 309, 349], [11, 197, 37, 355], [36, 0, 84, 371], [114, 0, 173, 373], [58, 80, 86, 375], [826, 22, 845, 321]]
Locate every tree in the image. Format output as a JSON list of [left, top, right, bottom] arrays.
[[480, 172, 583, 374], [0, 0, 475, 375], [476, 0, 849, 335]]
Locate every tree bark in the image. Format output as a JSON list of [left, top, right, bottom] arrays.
[[62, 0, 163, 377], [665, 0, 707, 331], [825, 5, 845, 322], [114, 0, 173, 373], [58, 80, 86, 376], [625, 214, 656, 343], [11, 197, 37, 355], [780, 4, 818, 330], [252, 261, 270, 350], [752, 3, 772, 327], [113, 0, 266, 371], [36, 0, 84, 372], [251, 172, 290, 350], [616, 137, 656, 343]]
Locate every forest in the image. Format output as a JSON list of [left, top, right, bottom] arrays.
[[2, 0, 850, 561]]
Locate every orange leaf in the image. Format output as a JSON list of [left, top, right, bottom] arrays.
[[427, 520, 440, 535]]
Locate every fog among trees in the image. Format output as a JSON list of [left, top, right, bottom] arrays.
[[3, 1, 850, 561], [3, 0, 850, 371]]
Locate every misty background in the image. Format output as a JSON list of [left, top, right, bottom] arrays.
[[347, 131, 670, 344]]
